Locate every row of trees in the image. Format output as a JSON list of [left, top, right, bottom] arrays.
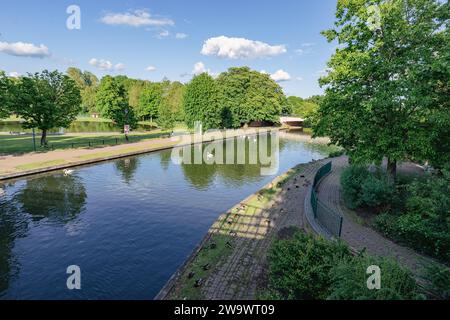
[[314, 0, 449, 177], [0, 66, 293, 146], [69, 66, 289, 130]]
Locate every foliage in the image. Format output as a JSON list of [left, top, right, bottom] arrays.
[[0, 71, 12, 119], [286, 96, 318, 118], [95, 76, 137, 130], [421, 263, 450, 300], [341, 165, 394, 210], [328, 254, 421, 300], [12, 70, 81, 145], [183, 73, 221, 130], [217, 67, 284, 128], [375, 171, 450, 261], [158, 82, 185, 130], [137, 82, 164, 121], [314, 0, 449, 179], [267, 230, 351, 299], [66, 67, 99, 113], [265, 230, 421, 300]]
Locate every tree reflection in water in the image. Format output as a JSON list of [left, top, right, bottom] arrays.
[[0, 174, 86, 295]]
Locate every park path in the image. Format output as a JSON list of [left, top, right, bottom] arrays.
[[199, 160, 327, 300], [316, 156, 433, 274]]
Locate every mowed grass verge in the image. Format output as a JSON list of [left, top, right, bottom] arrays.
[[0, 131, 168, 155]]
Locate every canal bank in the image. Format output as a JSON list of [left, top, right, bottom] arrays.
[[156, 158, 329, 300], [0, 127, 283, 181]]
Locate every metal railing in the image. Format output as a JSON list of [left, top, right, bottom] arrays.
[[310, 161, 343, 238]]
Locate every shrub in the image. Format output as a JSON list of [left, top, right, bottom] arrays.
[[375, 172, 450, 261], [340, 165, 370, 209], [341, 165, 394, 210], [421, 263, 450, 300], [360, 174, 395, 209], [328, 254, 421, 300], [266, 230, 351, 299]]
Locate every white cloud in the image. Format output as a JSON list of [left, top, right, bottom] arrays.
[[270, 69, 291, 82], [296, 76, 303, 81], [294, 49, 304, 55], [101, 10, 174, 27], [157, 30, 170, 38], [201, 36, 286, 59], [89, 58, 125, 71], [7, 71, 20, 78], [0, 41, 50, 58], [175, 33, 188, 39], [301, 42, 316, 47], [146, 66, 157, 72], [114, 63, 125, 71], [192, 62, 210, 75]]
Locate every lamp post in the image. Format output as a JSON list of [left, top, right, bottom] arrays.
[[124, 108, 129, 142]]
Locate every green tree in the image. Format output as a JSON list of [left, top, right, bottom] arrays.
[[0, 71, 12, 119], [158, 81, 186, 129], [66, 67, 99, 113], [315, 0, 448, 179], [95, 76, 137, 130], [217, 67, 285, 128], [183, 73, 221, 130], [137, 82, 163, 121], [13, 70, 81, 146]]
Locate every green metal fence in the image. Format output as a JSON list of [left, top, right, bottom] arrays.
[[310, 161, 343, 238]]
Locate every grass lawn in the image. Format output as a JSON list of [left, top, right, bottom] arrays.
[[0, 130, 168, 155]]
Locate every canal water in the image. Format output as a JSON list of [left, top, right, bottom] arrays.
[[0, 132, 331, 299]]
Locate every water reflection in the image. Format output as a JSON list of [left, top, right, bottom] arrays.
[[114, 158, 140, 184], [0, 131, 332, 299], [16, 175, 87, 223]]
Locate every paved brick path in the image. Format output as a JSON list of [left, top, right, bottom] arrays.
[[162, 159, 328, 300], [316, 156, 434, 274], [202, 160, 326, 299]]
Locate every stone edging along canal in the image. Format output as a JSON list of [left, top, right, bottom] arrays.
[[155, 158, 330, 300], [0, 127, 281, 182]]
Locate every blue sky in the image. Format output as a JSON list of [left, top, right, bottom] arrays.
[[0, 0, 338, 97]]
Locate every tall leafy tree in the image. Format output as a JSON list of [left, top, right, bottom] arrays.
[[0, 71, 12, 119], [315, 0, 449, 178], [217, 67, 285, 128], [96, 76, 137, 130], [137, 82, 164, 121], [66, 67, 99, 113], [183, 73, 221, 130], [13, 70, 81, 146]]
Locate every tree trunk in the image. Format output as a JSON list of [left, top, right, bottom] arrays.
[[40, 129, 47, 147], [387, 157, 397, 181]]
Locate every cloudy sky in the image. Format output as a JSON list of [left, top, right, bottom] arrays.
[[0, 0, 338, 97]]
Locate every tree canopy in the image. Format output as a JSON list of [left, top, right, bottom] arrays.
[[13, 70, 81, 145], [0, 71, 12, 119], [95, 76, 137, 130], [183, 73, 221, 130], [314, 0, 449, 177], [217, 67, 285, 128], [67, 67, 99, 113], [137, 82, 164, 121]]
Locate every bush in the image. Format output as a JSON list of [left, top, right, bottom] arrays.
[[266, 230, 351, 299], [360, 174, 395, 209], [421, 263, 450, 300], [328, 254, 421, 300], [340, 165, 370, 209], [265, 230, 421, 300], [375, 172, 450, 261], [341, 165, 394, 210]]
